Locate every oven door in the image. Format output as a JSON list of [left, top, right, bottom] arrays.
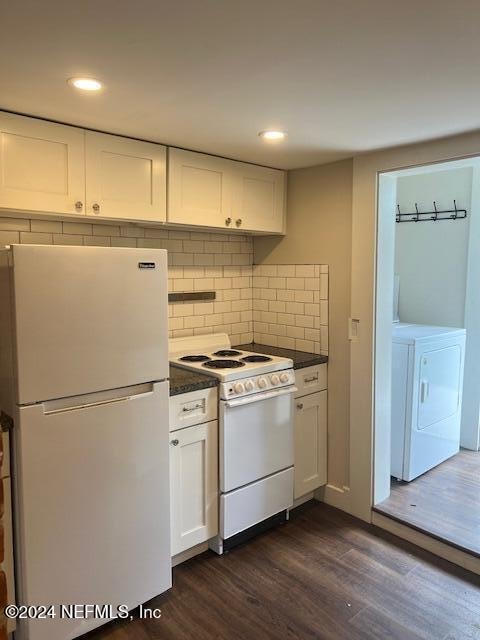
[[220, 386, 296, 493]]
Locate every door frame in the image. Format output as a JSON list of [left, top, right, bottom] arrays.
[[348, 130, 480, 522]]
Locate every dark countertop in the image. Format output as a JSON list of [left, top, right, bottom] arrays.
[[169, 364, 219, 397], [234, 343, 328, 370]]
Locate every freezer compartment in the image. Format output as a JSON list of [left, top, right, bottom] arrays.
[[220, 467, 294, 539], [13, 381, 171, 640], [10, 244, 169, 404]]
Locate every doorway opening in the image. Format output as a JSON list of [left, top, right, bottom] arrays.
[[373, 157, 480, 557]]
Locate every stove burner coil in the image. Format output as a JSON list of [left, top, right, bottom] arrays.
[[241, 355, 273, 363], [212, 350, 243, 357], [202, 359, 246, 369], [179, 355, 212, 362]]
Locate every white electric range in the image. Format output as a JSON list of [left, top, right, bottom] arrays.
[[169, 333, 296, 554]]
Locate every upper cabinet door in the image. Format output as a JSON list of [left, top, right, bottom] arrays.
[[232, 163, 286, 234], [0, 112, 85, 215], [168, 148, 232, 229], [85, 131, 166, 222]]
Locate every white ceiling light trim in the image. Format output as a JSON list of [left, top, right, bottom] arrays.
[[68, 77, 103, 91], [258, 130, 287, 141]]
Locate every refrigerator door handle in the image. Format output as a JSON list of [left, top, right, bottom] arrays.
[[42, 382, 160, 415]]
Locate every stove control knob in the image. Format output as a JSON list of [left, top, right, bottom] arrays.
[[279, 373, 290, 383], [270, 374, 280, 386], [234, 382, 245, 394], [245, 380, 254, 392], [258, 377, 268, 389]]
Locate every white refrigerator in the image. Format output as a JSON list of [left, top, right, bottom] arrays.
[[0, 244, 171, 640]]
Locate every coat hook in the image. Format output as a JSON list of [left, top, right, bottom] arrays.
[[452, 199, 458, 219], [414, 202, 419, 222]]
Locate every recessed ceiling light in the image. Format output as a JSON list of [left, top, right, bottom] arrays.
[[258, 130, 286, 141], [68, 77, 103, 91]]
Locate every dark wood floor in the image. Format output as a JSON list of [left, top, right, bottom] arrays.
[[87, 501, 480, 640], [375, 449, 480, 557]]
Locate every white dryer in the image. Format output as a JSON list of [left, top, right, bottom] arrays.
[[391, 323, 466, 481]]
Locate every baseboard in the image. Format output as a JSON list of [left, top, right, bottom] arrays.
[[372, 511, 480, 575], [292, 492, 315, 508], [314, 483, 352, 512], [171, 541, 209, 567]]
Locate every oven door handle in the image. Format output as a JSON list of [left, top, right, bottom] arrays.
[[223, 385, 298, 408]]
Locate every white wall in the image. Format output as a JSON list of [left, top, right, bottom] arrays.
[[254, 159, 352, 500], [395, 167, 472, 327]]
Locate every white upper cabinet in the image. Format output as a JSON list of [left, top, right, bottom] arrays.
[[0, 112, 85, 215], [85, 131, 166, 222], [232, 162, 285, 233], [0, 111, 285, 234], [168, 148, 233, 229], [168, 148, 286, 234]]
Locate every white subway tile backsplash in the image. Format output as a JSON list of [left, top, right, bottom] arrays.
[[320, 274, 328, 300], [0, 217, 30, 232], [294, 290, 314, 303], [277, 289, 295, 302], [1, 212, 328, 353], [93, 224, 121, 237], [183, 240, 204, 253], [194, 253, 215, 266], [137, 238, 164, 249], [305, 277, 320, 291], [252, 264, 328, 355], [53, 234, 82, 245], [277, 265, 295, 277], [31, 219, 62, 233], [232, 254, 251, 266], [84, 235, 110, 246], [120, 225, 145, 238], [184, 316, 205, 329], [320, 300, 328, 325], [194, 278, 215, 291], [20, 231, 52, 244], [286, 277, 305, 290], [0, 230, 20, 245], [63, 222, 92, 235], [111, 237, 136, 247], [295, 265, 315, 278], [295, 315, 314, 329]]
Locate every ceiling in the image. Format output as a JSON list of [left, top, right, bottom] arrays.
[[2, 0, 480, 169]]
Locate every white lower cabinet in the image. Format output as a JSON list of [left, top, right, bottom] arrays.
[[169, 419, 218, 556], [294, 387, 327, 499]]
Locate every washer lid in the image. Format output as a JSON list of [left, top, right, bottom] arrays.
[[392, 323, 466, 344]]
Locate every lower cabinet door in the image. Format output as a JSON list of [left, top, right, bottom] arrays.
[[170, 420, 218, 555], [294, 391, 327, 498]]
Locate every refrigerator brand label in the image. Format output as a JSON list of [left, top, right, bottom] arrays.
[[138, 262, 156, 269]]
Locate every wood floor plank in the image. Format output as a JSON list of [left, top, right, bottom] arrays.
[[375, 450, 480, 556], [338, 548, 480, 640], [86, 501, 480, 640], [348, 605, 427, 640]]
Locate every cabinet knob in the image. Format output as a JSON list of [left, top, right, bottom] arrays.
[[74, 201, 83, 211], [235, 218, 242, 227], [296, 403, 304, 410], [92, 203, 101, 214], [170, 438, 179, 446], [225, 217, 232, 226]]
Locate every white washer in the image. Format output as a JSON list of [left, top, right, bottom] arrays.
[[391, 323, 466, 481]]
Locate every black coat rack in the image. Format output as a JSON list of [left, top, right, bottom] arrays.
[[396, 200, 467, 223]]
